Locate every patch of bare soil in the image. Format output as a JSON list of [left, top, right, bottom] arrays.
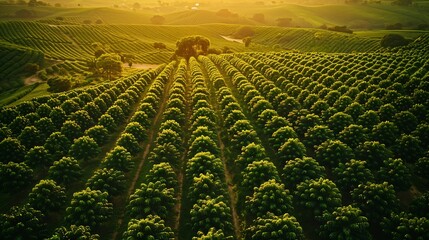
[[24, 75, 43, 86], [220, 35, 243, 43]]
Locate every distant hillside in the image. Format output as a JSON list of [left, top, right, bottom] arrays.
[[0, 3, 428, 29], [226, 3, 429, 29]]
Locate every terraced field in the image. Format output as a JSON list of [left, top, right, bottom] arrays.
[[1, 34, 428, 239]]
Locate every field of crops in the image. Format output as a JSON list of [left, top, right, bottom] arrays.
[[0, 33, 428, 239]]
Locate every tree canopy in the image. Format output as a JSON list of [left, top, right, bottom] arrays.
[[175, 35, 210, 59]]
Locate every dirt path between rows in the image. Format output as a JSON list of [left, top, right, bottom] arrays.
[[173, 68, 191, 238], [199, 61, 242, 239], [220, 35, 243, 43], [24, 75, 43, 86], [216, 132, 242, 239]]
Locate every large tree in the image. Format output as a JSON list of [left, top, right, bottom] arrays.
[[96, 53, 122, 80], [175, 35, 210, 59]]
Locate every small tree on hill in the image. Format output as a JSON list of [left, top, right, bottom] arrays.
[[252, 13, 265, 23], [47, 76, 72, 92], [277, 18, 292, 27], [151, 15, 165, 25], [381, 34, 410, 48], [243, 37, 252, 47], [232, 26, 255, 39]]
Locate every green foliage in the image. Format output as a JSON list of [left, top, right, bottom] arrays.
[[295, 178, 342, 217], [69, 136, 100, 161], [270, 126, 298, 151], [304, 125, 334, 149], [0, 137, 26, 163], [65, 188, 113, 228], [315, 140, 354, 168], [244, 213, 304, 240], [295, 113, 322, 137], [146, 162, 178, 190], [415, 156, 429, 178], [60, 120, 83, 141], [9, 115, 29, 135], [149, 143, 181, 164], [106, 105, 125, 125], [189, 135, 219, 157], [18, 126, 42, 149], [232, 26, 255, 39], [47, 76, 72, 92], [190, 197, 233, 234], [25, 145, 52, 168], [327, 112, 353, 134], [156, 129, 183, 152], [377, 158, 411, 191], [338, 124, 368, 148], [49, 225, 100, 240], [28, 179, 66, 212], [175, 35, 210, 59], [235, 143, 267, 169], [351, 182, 399, 223], [70, 110, 94, 130], [96, 53, 122, 80], [85, 125, 109, 146], [103, 146, 134, 172], [35, 116, 56, 138], [333, 160, 374, 193], [382, 212, 429, 240], [241, 160, 280, 197], [117, 133, 141, 156], [282, 157, 326, 190], [410, 192, 429, 218], [355, 141, 393, 170], [131, 111, 151, 128], [381, 34, 410, 48], [277, 138, 306, 163], [189, 126, 217, 146], [127, 181, 175, 220], [188, 173, 225, 204], [48, 157, 82, 186], [122, 215, 174, 239], [44, 132, 71, 160], [372, 121, 399, 147], [186, 152, 224, 180], [230, 129, 259, 151], [394, 134, 424, 163], [86, 168, 126, 196], [98, 114, 117, 132], [60, 99, 80, 115], [0, 204, 46, 240], [245, 179, 293, 220], [319, 205, 371, 240], [0, 161, 33, 192], [357, 110, 380, 130], [50, 107, 67, 128], [192, 228, 230, 240], [394, 111, 418, 134]]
